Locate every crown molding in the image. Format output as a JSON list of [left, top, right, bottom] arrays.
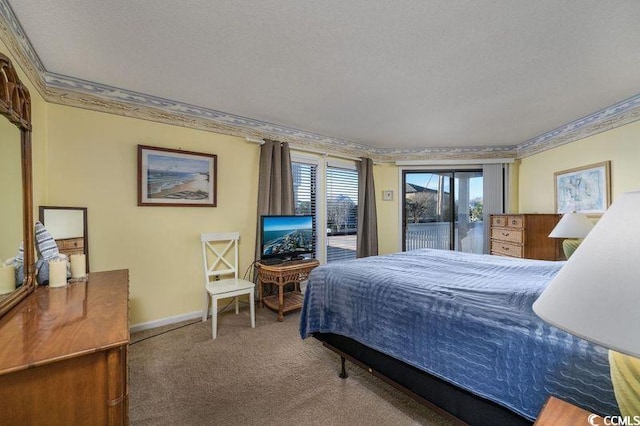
[[0, 0, 46, 93], [516, 93, 640, 158], [1, 0, 638, 162]]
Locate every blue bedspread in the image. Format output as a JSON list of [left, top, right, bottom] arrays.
[[300, 249, 619, 420]]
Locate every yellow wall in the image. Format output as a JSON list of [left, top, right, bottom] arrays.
[[374, 163, 400, 254], [3, 37, 261, 325], [519, 121, 640, 213], [508, 161, 520, 213], [45, 105, 260, 325]]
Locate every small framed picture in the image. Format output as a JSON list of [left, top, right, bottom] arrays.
[[554, 161, 610, 216], [138, 145, 217, 207]]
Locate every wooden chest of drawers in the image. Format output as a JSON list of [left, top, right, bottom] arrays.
[[490, 214, 562, 260], [0, 270, 130, 425], [55, 236, 84, 256]]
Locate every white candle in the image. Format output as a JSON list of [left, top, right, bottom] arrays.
[[0, 265, 15, 294], [70, 254, 86, 279], [49, 259, 67, 288]]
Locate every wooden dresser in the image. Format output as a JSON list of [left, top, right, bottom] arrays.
[[490, 214, 562, 260], [0, 269, 129, 425], [55, 236, 85, 257]]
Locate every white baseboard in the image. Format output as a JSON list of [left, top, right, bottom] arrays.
[[130, 310, 203, 333]]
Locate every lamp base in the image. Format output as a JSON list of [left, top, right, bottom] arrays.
[[562, 239, 582, 259], [609, 350, 640, 416]]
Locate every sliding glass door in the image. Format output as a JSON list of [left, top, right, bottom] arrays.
[[453, 171, 484, 253], [402, 170, 483, 253]]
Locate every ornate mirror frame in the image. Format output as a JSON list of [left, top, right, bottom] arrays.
[[0, 52, 34, 318]]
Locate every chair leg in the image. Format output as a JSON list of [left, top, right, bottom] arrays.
[[249, 291, 255, 329], [202, 291, 210, 322], [211, 296, 218, 339], [235, 297, 239, 314]]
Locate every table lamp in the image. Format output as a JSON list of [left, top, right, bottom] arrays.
[[548, 211, 594, 259], [533, 190, 640, 416]]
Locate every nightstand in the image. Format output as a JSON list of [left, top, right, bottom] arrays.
[[257, 259, 319, 321], [535, 396, 603, 426]]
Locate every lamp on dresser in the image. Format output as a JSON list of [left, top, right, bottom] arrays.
[[533, 190, 640, 417], [548, 211, 594, 259]]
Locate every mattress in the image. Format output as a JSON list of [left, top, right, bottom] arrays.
[[299, 248, 619, 420]]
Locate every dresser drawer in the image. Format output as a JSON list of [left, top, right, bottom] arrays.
[[491, 216, 507, 228], [490, 240, 523, 258], [59, 237, 84, 250], [55, 238, 84, 257], [490, 228, 523, 244], [506, 215, 523, 228], [491, 215, 524, 229]]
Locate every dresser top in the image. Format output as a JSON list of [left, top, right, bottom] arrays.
[[0, 269, 129, 375]]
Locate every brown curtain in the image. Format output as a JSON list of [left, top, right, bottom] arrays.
[[255, 139, 294, 261], [356, 157, 378, 258]]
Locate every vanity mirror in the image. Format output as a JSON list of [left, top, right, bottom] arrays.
[[0, 52, 34, 318], [39, 206, 89, 272]]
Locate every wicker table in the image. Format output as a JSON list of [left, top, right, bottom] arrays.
[[257, 259, 319, 321]]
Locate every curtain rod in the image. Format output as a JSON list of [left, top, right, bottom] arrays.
[[396, 158, 515, 166], [245, 137, 365, 162]]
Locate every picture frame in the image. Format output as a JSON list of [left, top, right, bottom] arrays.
[[137, 145, 217, 207], [554, 161, 610, 216]]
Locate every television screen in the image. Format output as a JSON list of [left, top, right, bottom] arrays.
[[261, 215, 314, 260]]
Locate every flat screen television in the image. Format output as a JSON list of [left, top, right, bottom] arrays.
[[260, 215, 314, 262]]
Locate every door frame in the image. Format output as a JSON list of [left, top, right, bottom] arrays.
[[399, 167, 483, 252]]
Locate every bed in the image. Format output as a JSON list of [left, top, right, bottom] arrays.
[[299, 249, 619, 424]]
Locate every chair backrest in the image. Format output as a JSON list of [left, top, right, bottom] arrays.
[[201, 232, 240, 280]]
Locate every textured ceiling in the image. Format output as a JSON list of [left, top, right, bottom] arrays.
[[6, 0, 640, 151]]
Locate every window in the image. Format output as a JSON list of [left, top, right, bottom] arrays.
[[291, 157, 359, 264], [326, 165, 358, 262], [402, 170, 484, 254], [292, 161, 317, 257]]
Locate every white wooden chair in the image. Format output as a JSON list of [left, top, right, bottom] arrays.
[[201, 232, 255, 339]]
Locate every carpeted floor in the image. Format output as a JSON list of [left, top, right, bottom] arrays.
[[129, 306, 454, 425]]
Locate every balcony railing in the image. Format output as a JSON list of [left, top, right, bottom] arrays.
[[405, 222, 484, 253]]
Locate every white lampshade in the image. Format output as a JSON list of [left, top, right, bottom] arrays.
[[548, 212, 594, 238], [533, 190, 640, 358]]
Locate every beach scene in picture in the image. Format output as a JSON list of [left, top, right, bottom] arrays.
[[146, 153, 211, 200]]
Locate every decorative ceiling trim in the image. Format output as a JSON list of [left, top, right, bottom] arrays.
[[516, 93, 640, 158], [0, 0, 46, 95], [1, 0, 638, 162]]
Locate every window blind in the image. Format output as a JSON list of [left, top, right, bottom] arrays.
[[292, 161, 317, 257]]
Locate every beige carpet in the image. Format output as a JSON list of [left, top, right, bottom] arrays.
[[129, 306, 454, 425]]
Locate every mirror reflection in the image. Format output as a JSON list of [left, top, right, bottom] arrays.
[[0, 116, 22, 297], [39, 207, 89, 272]]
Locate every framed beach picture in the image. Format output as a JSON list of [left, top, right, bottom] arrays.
[[138, 145, 217, 207], [554, 161, 610, 216]]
